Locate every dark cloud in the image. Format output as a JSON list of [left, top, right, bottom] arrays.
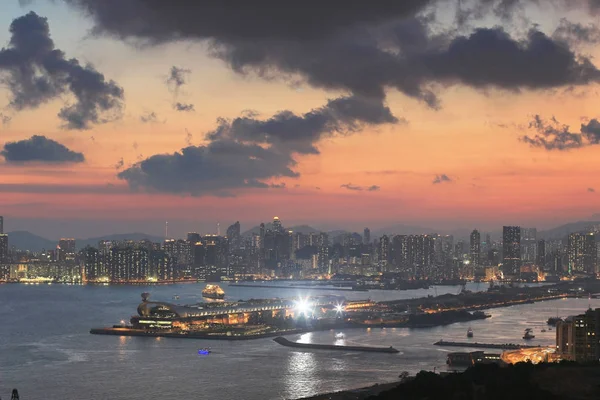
[[0, 113, 11, 125], [167, 66, 191, 91], [55, 2, 600, 108], [119, 94, 397, 196], [340, 183, 380, 191], [59, 0, 432, 42], [1, 135, 85, 163], [341, 183, 363, 191], [588, 187, 596, 193], [433, 174, 452, 184], [118, 140, 298, 196], [207, 94, 398, 155], [140, 111, 159, 123], [114, 157, 124, 170], [174, 102, 195, 112], [553, 18, 600, 45], [270, 182, 286, 189], [521, 115, 600, 150], [0, 12, 124, 130]]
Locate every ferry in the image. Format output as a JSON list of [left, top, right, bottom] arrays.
[[523, 328, 535, 340], [202, 284, 225, 300], [467, 327, 473, 338], [335, 333, 345, 339]]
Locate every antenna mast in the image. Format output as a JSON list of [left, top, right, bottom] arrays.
[[165, 221, 169, 239], [217, 222, 220, 236]]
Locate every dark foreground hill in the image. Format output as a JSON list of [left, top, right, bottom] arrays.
[[303, 362, 600, 400]]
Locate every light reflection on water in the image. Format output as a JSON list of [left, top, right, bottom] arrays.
[[0, 282, 593, 400]]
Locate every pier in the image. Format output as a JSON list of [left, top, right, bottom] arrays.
[[273, 336, 400, 353], [434, 340, 540, 350]]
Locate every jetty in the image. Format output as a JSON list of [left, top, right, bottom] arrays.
[[434, 340, 539, 350], [273, 336, 399, 353]]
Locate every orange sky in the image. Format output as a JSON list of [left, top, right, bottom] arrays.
[[0, 2, 599, 238]]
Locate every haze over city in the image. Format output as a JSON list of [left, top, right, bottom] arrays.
[[1, 1, 600, 238]]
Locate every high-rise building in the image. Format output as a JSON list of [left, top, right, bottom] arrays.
[[537, 239, 546, 269], [57, 238, 76, 262], [272, 217, 283, 233], [379, 235, 390, 264], [556, 308, 600, 362], [0, 233, 8, 264], [470, 230, 481, 269], [363, 228, 371, 245], [0, 215, 3, 234], [502, 226, 521, 276], [187, 232, 201, 244], [521, 228, 537, 263], [226, 221, 241, 251], [83, 246, 105, 282], [567, 233, 597, 275]]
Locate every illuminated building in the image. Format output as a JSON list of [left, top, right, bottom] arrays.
[[556, 308, 600, 362], [57, 238, 76, 262], [109, 246, 149, 282], [567, 233, 597, 275], [470, 230, 481, 270], [379, 235, 390, 264], [226, 221, 241, 251], [502, 226, 521, 276], [363, 228, 371, 245], [83, 246, 105, 282], [187, 232, 201, 244], [521, 228, 537, 263], [0, 233, 8, 264], [150, 250, 176, 281]]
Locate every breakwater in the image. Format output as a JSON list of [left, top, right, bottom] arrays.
[[434, 340, 540, 350], [90, 327, 309, 340], [273, 336, 399, 353], [229, 283, 363, 291]]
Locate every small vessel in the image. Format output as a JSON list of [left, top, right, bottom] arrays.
[[541, 329, 547, 333], [523, 328, 535, 340], [202, 284, 225, 300], [467, 327, 473, 338], [335, 333, 345, 339], [173, 295, 180, 300], [198, 348, 211, 355]]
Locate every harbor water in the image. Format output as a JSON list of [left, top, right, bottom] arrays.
[[0, 282, 595, 400]]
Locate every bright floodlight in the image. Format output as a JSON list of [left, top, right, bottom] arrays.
[[294, 297, 312, 316], [335, 304, 344, 313]]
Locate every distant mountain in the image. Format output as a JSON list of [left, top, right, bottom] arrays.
[[538, 221, 600, 240], [6, 231, 56, 251], [77, 233, 165, 249], [242, 224, 319, 236], [6, 231, 164, 251]]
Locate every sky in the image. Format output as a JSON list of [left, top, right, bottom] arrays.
[[1, 0, 600, 239]]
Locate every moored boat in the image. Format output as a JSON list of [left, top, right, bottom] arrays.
[[523, 328, 535, 340], [467, 327, 473, 338]]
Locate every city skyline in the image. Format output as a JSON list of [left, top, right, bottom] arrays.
[[1, 2, 600, 236]]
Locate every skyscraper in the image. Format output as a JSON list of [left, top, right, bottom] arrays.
[[0, 233, 8, 264], [187, 232, 201, 244], [272, 216, 283, 233], [537, 239, 546, 269], [502, 226, 521, 276], [363, 228, 371, 245], [567, 233, 597, 275], [379, 235, 390, 264], [521, 228, 537, 263], [0, 215, 3, 234], [470, 230, 481, 269], [226, 221, 241, 250], [57, 238, 76, 262]]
